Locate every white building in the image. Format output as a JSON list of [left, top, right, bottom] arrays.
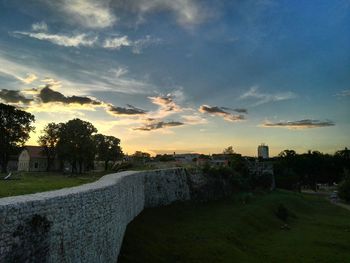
[[18, 146, 48, 172], [258, 144, 269, 159], [18, 146, 61, 172]]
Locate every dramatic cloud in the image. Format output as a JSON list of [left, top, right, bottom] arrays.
[[32, 21, 48, 31], [41, 0, 211, 29], [1, 84, 150, 120], [14, 31, 97, 47], [220, 107, 248, 114], [116, 0, 212, 28], [103, 35, 161, 53], [240, 86, 296, 106], [149, 95, 181, 112], [0, 51, 155, 95], [181, 115, 208, 125], [45, 0, 117, 29], [14, 29, 159, 52], [103, 36, 131, 49], [0, 89, 32, 104], [199, 105, 246, 122], [16, 73, 38, 84], [107, 104, 147, 116], [41, 78, 62, 88], [261, 119, 335, 129], [134, 120, 184, 131], [38, 86, 101, 105]]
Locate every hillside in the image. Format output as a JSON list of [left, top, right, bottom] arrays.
[[119, 191, 350, 263]]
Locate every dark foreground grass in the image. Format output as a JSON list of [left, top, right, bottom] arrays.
[[119, 190, 350, 263], [0, 172, 107, 198]]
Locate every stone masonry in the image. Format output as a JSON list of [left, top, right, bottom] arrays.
[[0, 168, 191, 263]]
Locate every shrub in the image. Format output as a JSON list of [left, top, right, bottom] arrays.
[[338, 177, 350, 202], [275, 204, 289, 222], [113, 162, 133, 172], [254, 172, 274, 190]]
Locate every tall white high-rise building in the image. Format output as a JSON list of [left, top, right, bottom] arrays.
[[258, 144, 269, 159]]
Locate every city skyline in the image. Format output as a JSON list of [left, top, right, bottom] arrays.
[[0, 0, 349, 156]]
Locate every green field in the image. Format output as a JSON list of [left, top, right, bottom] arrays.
[[119, 191, 350, 263], [0, 172, 107, 198]]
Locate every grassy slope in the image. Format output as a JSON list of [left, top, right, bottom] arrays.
[[119, 191, 350, 263], [0, 172, 106, 198]]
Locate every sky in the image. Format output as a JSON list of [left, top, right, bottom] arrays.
[[0, 0, 349, 156]]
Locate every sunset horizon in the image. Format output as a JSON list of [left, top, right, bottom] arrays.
[[1, 0, 349, 157]]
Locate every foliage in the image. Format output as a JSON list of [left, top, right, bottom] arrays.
[[154, 154, 175, 162], [38, 123, 62, 171], [335, 147, 350, 160], [93, 134, 123, 170], [228, 154, 249, 177], [254, 172, 274, 190], [0, 103, 35, 173], [202, 154, 274, 193], [223, 146, 234, 155], [132, 151, 151, 162], [338, 170, 350, 202], [56, 119, 97, 174], [113, 162, 134, 172], [274, 168, 300, 190], [274, 149, 350, 190]]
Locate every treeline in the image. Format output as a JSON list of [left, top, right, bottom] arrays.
[[202, 154, 274, 195], [0, 103, 123, 173], [39, 119, 123, 173], [273, 149, 350, 190]]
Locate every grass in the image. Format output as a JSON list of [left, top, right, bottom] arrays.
[[0, 171, 108, 198], [119, 190, 350, 263]]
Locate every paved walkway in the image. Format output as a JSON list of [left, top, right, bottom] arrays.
[[302, 190, 350, 212], [333, 201, 350, 212]]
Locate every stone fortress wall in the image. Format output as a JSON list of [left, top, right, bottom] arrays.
[[0, 168, 191, 263]]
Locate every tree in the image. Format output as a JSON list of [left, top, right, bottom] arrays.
[[132, 151, 151, 163], [0, 103, 35, 173], [38, 123, 62, 171], [278, 149, 296, 158], [274, 149, 347, 190], [223, 146, 234, 155], [335, 147, 350, 160], [57, 119, 97, 174], [154, 154, 175, 162], [338, 169, 350, 202], [93, 134, 123, 170]]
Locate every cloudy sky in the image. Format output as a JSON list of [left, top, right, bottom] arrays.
[[0, 0, 349, 156]]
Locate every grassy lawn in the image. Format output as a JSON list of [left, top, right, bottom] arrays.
[[0, 172, 108, 198], [119, 190, 350, 263]]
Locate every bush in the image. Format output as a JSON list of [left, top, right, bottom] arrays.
[[253, 172, 274, 190], [113, 162, 133, 172], [338, 177, 350, 202], [275, 204, 289, 222]]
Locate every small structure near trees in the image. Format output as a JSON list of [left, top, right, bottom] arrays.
[[18, 146, 58, 172]]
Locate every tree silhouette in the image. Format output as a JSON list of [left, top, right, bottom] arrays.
[[38, 123, 62, 171], [57, 119, 97, 174], [93, 134, 123, 170], [0, 103, 35, 173], [223, 146, 234, 155]]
